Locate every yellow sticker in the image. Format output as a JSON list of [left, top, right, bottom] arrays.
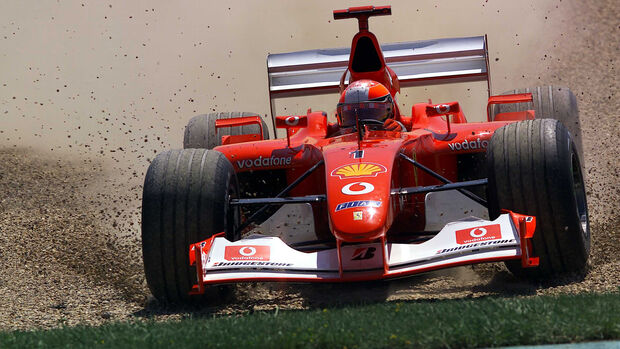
[[353, 211, 363, 221], [331, 163, 387, 179]]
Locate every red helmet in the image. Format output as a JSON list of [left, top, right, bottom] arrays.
[[337, 79, 394, 127]]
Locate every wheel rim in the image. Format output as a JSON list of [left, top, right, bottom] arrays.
[[571, 152, 589, 240]]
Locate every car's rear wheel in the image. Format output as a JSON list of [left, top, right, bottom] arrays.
[[486, 119, 590, 279], [183, 111, 270, 149], [142, 149, 240, 303], [490, 86, 584, 164]]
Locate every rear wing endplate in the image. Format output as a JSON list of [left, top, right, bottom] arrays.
[[267, 35, 490, 119]]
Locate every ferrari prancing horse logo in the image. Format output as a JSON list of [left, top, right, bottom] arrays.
[[353, 211, 363, 220]]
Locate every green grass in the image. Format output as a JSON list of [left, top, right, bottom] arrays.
[[1, 292, 619, 348]]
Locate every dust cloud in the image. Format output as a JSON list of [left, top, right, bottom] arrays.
[[1, 0, 586, 237], [2, 1, 578, 153]]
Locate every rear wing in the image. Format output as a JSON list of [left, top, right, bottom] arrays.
[[267, 35, 490, 121]]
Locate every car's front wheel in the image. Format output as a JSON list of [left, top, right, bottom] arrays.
[[486, 119, 590, 279], [141, 148, 239, 303]]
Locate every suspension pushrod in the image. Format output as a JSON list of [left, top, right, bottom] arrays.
[[391, 178, 488, 195], [230, 195, 326, 206], [398, 153, 488, 207]]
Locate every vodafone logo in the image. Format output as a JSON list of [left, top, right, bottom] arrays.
[[285, 116, 299, 126], [455, 224, 501, 244], [469, 227, 487, 238], [238, 246, 257, 256], [341, 182, 374, 195], [224, 245, 270, 261], [447, 138, 489, 151]]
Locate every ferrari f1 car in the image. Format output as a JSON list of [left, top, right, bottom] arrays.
[[142, 6, 590, 303]]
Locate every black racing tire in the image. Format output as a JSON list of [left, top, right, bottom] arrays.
[[142, 149, 240, 303], [183, 112, 270, 149], [486, 119, 590, 279], [490, 86, 583, 164]]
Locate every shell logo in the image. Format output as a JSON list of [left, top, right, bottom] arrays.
[[331, 163, 387, 179]]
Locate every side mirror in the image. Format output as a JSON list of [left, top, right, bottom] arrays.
[[275, 115, 308, 129], [426, 102, 461, 141], [275, 115, 308, 148], [425, 101, 460, 117]]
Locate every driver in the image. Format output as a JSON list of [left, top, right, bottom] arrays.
[[329, 79, 404, 135]]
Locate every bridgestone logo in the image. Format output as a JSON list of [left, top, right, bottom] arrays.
[[448, 138, 489, 151], [236, 156, 292, 169], [212, 261, 293, 267], [436, 239, 516, 255]]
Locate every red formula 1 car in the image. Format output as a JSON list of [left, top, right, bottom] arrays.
[[141, 6, 590, 303]]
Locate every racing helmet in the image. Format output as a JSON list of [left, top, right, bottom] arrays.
[[336, 79, 394, 127]]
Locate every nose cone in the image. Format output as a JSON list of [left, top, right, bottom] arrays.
[[322, 137, 403, 242], [328, 168, 391, 242], [330, 192, 388, 241]]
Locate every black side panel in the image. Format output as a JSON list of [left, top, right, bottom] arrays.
[[457, 152, 487, 199], [237, 169, 288, 225]]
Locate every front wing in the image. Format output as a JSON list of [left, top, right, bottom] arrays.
[[189, 211, 538, 294]]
